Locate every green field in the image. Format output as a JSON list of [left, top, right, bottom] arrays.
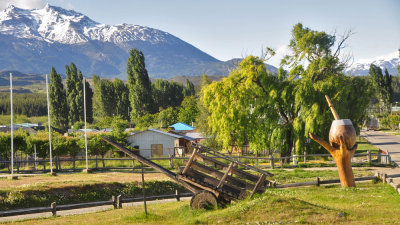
[[6, 181, 400, 224]]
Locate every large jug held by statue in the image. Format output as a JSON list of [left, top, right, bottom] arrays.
[[329, 119, 356, 149]]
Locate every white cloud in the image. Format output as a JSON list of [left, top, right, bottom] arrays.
[[268, 45, 291, 67], [0, 0, 46, 11]]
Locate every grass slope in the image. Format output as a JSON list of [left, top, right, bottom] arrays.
[[8, 182, 400, 224]]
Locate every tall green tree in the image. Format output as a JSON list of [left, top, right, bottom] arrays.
[[183, 79, 195, 97], [65, 63, 86, 125], [76, 70, 84, 122], [152, 79, 184, 110], [101, 80, 116, 117], [178, 96, 199, 125], [84, 79, 94, 123], [113, 79, 130, 120], [127, 49, 153, 121], [65, 63, 79, 124], [49, 67, 68, 130], [369, 64, 393, 112], [203, 23, 370, 158], [92, 74, 103, 117]]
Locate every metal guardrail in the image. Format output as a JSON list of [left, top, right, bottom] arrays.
[[0, 191, 193, 217]]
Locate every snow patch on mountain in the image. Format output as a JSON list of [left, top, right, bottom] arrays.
[[0, 4, 177, 45], [346, 51, 399, 76]]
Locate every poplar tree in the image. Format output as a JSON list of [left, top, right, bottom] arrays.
[[92, 74, 103, 117], [183, 79, 195, 97], [127, 49, 153, 120], [113, 78, 129, 120], [65, 63, 79, 124], [49, 67, 68, 130], [84, 79, 94, 123]]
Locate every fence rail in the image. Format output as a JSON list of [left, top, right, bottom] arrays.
[[0, 149, 393, 174]]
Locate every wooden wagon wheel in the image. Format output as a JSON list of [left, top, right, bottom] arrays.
[[190, 191, 218, 209]]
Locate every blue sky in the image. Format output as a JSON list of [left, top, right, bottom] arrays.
[[3, 0, 400, 66]]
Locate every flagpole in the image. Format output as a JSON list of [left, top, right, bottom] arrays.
[[10, 73, 13, 176], [83, 78, 88, 171], [46, 74, 54, 175]]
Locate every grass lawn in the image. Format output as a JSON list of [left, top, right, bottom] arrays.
[[6, 181, 400, 225], [0, 168, 376, 212]]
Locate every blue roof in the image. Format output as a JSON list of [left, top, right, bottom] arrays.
[[169, 122, 195, 131]]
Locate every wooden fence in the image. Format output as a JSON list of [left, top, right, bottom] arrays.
[[0, 149, 393, 174]]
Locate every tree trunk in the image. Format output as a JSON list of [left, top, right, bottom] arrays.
[[102, 155, 105, 168], [73, 157, 76, 171], [95, 155, 98, 169]]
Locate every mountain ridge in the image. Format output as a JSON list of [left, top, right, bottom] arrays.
[[0, 4, 277, 78]]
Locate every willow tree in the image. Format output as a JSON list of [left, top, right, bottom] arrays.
[[203, 23, 370, 158]]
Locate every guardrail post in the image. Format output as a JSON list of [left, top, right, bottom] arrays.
[[367, 150, 371, 164], [293, 154, 297, 165], [112, 195, 116, 209], [175, 189, 180, 201], [117, 195, 122, 209], [51, 202, 56, 216], [378, 151, 381, 164], [316, 177, 320, 186], [304, 151, 307, 164]]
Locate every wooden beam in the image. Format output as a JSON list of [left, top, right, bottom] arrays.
[[182, 148, 198, 175], [250, 174, 266, 198], [194, 153, 262, 183], [177, 175, 220, 198], [189, 161, 252, 190], [217, 162, 235, 189]]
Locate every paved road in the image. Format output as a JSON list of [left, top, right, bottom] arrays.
[[0, 197, 191, 223], [361, 130, 400, 166]]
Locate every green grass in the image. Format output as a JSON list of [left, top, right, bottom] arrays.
[[270, 168, 374, 184], [0, 168, 375, 212], [8, 182, 400, 224]]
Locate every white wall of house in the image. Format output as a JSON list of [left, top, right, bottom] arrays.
[[127, 130, 176, 158]]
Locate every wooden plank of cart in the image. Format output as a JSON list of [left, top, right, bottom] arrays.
[[102, 136, 273, 209]]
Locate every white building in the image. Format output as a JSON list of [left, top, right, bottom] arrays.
[[127, 129, 195, 158]]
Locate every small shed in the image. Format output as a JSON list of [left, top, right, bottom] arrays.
[[127, 129, 195, 158]]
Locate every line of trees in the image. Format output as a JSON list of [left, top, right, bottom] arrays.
[[0, 93, 47, 117]]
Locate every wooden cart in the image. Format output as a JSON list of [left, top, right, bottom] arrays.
[[103, 137, 273, 209]]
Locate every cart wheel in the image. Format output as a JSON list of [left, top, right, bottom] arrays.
[[190, 191, 218, 209]]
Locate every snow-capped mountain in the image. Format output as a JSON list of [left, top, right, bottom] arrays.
[[0, 4, 254, 78], [346, 52, 399, 76]]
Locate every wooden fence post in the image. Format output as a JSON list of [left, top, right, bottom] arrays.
[[367, 150, 371, 164], [169, 154, 174, 169], [383, 174, 387, 184], [175, 189, 180, 201], [316, 177, 320, 186], [51, 202, 56, 216], [271, 156, 274, 169], [304, 151, 307, 164], [388, 152, 391, 164], [132, 159, 135, 169]]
